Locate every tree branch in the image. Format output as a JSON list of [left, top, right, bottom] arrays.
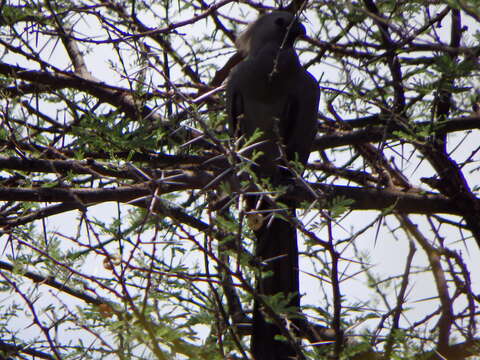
[[0, 180, 465, 222]]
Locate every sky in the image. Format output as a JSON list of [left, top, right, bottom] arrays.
[[1, 1, 480, 358]]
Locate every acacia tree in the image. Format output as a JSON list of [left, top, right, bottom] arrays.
[[0, 0, 479, 359]]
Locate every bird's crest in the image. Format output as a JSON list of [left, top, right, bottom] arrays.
[[235, 22, 254, 56]]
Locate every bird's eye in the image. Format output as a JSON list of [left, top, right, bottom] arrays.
[[275, 17, 286, 27]]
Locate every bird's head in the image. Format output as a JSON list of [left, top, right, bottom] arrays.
[[236, 11, 306, 57]]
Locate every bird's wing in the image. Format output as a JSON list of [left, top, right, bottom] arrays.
[[227, 59, 288, 178], [282, 70, 320, 165], [225, 63, 244, 139]]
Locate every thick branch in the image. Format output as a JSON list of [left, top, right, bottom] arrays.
[[0, 61, 144, 120], [0, 180, 465, 221], [315, 116, 480, 150]]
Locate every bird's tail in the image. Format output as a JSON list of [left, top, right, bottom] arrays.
[[250, 205, 300, 360]]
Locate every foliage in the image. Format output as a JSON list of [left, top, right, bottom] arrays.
[[0, 0, 479, 359]]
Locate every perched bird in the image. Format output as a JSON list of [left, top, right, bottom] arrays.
[[226, 11, 319, 360]]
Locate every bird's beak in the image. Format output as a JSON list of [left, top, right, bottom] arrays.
[[297, 22, 306, 37], [292, 21, 306, 40]]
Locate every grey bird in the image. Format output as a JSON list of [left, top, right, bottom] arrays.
[[226, 11, 319, 360]]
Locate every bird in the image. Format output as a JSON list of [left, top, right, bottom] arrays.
[[226, 11, 319, 360]]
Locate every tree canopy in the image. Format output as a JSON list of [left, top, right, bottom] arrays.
[[0, 0, 479, 359]]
